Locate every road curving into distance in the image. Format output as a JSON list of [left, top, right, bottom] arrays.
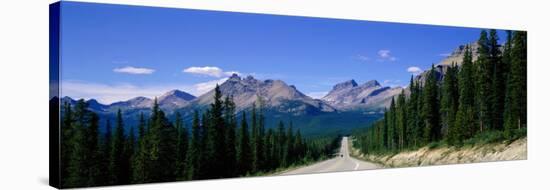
[[281, 136, 381, 175]]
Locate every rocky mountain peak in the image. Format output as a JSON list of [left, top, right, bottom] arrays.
[[322, 79, 400, 111], [157, 90, 196, 110], [194, 75, 335, 113], [159, 89, 196, 101], [86, 98, 101, 105], [109, 96, 152, 109], [361, 80, 380, 88], [244, 75, 256, 81], [332, 80, 358, 91], [130, 96, 151, 102], [228, 73, 241, 81], [86, 99, 108, 111]]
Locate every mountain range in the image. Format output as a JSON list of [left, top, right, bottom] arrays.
[[60, 42, 481, 136], [62, 90, 196, 113], [191, 74, 336, 114], [321, 79, 403, 111], [61, 74, 395, 136], [62, 74, 398, 116]]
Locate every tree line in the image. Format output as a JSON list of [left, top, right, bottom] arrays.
[[59, 85, 339, 188], [354, 30, 527, 154]]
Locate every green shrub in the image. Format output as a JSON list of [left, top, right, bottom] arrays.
[[427, 141, 443, 149], [463, 130, 504, 146]]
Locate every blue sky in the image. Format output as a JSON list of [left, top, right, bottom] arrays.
[[59, 1, 506, 104]]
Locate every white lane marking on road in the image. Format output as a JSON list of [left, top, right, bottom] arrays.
[[354, 161, 359, 170]]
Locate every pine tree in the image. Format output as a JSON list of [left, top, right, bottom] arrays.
[[121, 125, 135, 184], [415, 83, 425, 146], [237, 111, 252, 175], [454, 45, 477, 144], [488, 29, 505, 130], [396, 90, 407, 149], [265, 128, 276, 169], [141, 98, 177, 182], [209, 85, 226, 178], [515, 31, 527, 129], [201, 109, 216, 178], [502, 30, 513, 77], [476, 30, 493, 133], [277, 120, 287, 167], [256, 96, 267, 171], [85, 112, 101, 186], [387, 98, 396, 150], [294, 129, 304, 162], [158, 111, 178, 181], [65, 101, 87, 187], [185, 110, 201, 180], [250, 103, 259, 173], [132, 112, 147, 183], [65, 100, 100, 187], [382, 109, 389, 149], [442, 63, 459, 144], [504, 31, 527, 138], [100, 119, 112, 183], [406, 76, 420, 147], [198, 109, 212, 179], [174, 112, 188, 180], [109, 109, 125, 185], [423, 65, 441, 142], [60, 102, 74, 186], [406, 76, 415, 146], [285, 121, 295, 165], [143, 99, 162, 182], [223, 96, 237, 177]]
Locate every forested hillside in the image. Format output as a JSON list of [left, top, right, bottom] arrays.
[[58, 85, 340, 188], [354, 30, 527, 154]]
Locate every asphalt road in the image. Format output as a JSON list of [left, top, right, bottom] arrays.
[[281, 137, 381, 175]]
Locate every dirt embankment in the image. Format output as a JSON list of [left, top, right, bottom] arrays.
[[350, 138, 527, 168]]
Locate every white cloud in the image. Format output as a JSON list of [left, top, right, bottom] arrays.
[[377, 49, 397, 62], [183, 66, 240, 78], [61, 79, 227, 104], [183, 66, 223, 77], [113, 66, 155, 75], [306, 91, 328, 99], [407, 66, 423, 75], [378, 50, 391, 58]]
